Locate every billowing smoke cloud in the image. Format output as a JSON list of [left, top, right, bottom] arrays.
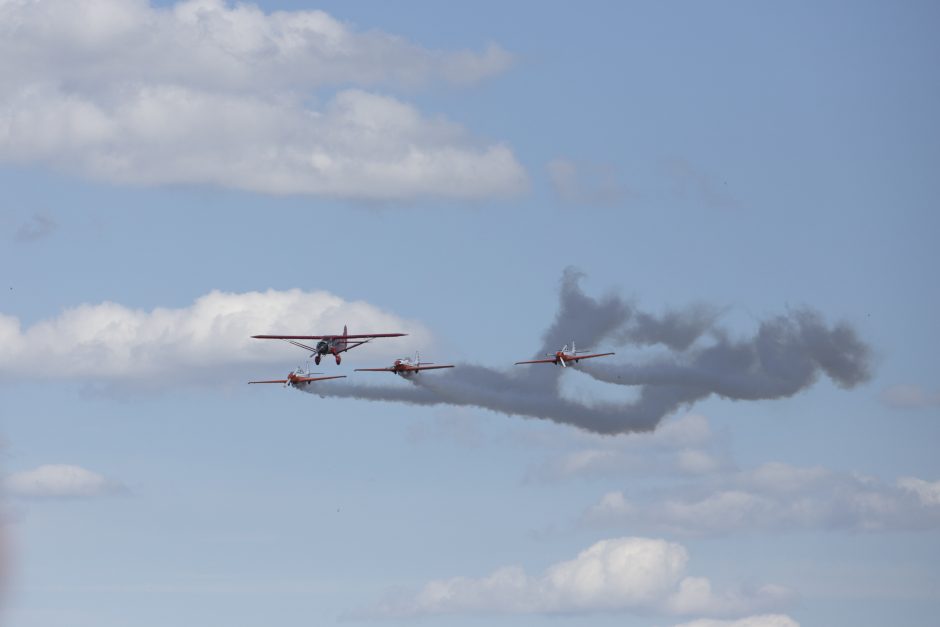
[[305, 268, 872, 434]]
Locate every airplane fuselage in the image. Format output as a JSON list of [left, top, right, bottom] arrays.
[[553, 351, 580, 364], [314, 338, 347, 364], [391, 359, 419, 375]]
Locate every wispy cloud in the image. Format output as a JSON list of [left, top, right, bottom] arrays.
[[584, 463, 940, 535], [898, 477, 940, 506], [14, 213, 57, 242], [664, 157, 739, 209], [524, 413, 732, 482], [547, 158, 635, 207], [674, 616, 800, 627], [4, 464, 125, 498], [881, 384, 940, 409]]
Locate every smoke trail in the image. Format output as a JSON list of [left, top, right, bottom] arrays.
[[302, 269, 872, 434], [307, 364, 659, 435], [582, 309, 871, 405]]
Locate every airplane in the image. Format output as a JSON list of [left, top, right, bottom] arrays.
[[248, 366, 346, 388], [514, 342, 614, 368], [252, 325, 406, 365], [355, 352, 454, 377]]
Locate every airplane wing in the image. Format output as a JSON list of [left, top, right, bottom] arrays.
[[354, 367, 395, 372], [248, 375, 346, 384], [514, 358, 557, 365], [336, 339, 370, 353], [412, 365, 455, 371], [252, 333, 406, 340], [572, 352, 615, 361]]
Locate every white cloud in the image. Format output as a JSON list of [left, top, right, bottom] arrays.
[[0, 288, 428, 382], [0, 0, 511, 92], [368, 537, 788, 617], [0, 0, 526, 199], [586, 463, 940, 535], [881, 384, 940, 409], [527, 414, 731, 482], [898, 477, 940, 506], [4, 464, 123, 498], [674, 615, 800, 627]]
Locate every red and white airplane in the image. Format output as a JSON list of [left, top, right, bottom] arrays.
[[248, 367, 346, 388], [252, 325, 406, 365], [355, 352, 454, 377], [515, 342, 614, 368]]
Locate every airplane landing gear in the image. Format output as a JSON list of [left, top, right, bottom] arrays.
[[314, 355, 321, 365], [335, 354, 342, 365]]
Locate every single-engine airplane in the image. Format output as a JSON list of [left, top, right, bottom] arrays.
[[248, 367, 346, 388], [355, 352, 454, 377], [515, 342, 614, 368], [252, 325, 406, 365]]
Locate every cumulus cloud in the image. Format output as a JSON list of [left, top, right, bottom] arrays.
[[0, 0, 525, 199], [4, 464, 124, 498], [881, 384, 940, 409], [305, 268, 871, 435], [0, 288, 426, 383], [365, 537, 789, 618], [585, 462, 940, 535], [674, 615, 800, 627]]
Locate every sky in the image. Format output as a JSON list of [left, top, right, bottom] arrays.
[[1, 1, 938, 626]]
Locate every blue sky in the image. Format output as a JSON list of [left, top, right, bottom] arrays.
[[1, 1, 938, 626]]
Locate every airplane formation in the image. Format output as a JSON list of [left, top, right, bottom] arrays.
[[249, 326, 615, 389]]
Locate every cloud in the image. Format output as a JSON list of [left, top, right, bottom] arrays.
[[4, 464, 124, 498], [547, 158, 634, 207], [663, 157, 738, 209], [585, 462, 940, 535], [0, 0, 525, 199], [881, 384, 940, 409], [898, 477, 940, 506], [13, 213, 57, 242], [0, 288, 427, 383], [525, 413, 731, 482], [673, 615, 800, 627], [305, 268, 872, 435], [0, 0, 512, 92], [364, 536, 789, 618]]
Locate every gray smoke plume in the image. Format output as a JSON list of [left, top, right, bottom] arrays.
[[303, 268, 872, 434]]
